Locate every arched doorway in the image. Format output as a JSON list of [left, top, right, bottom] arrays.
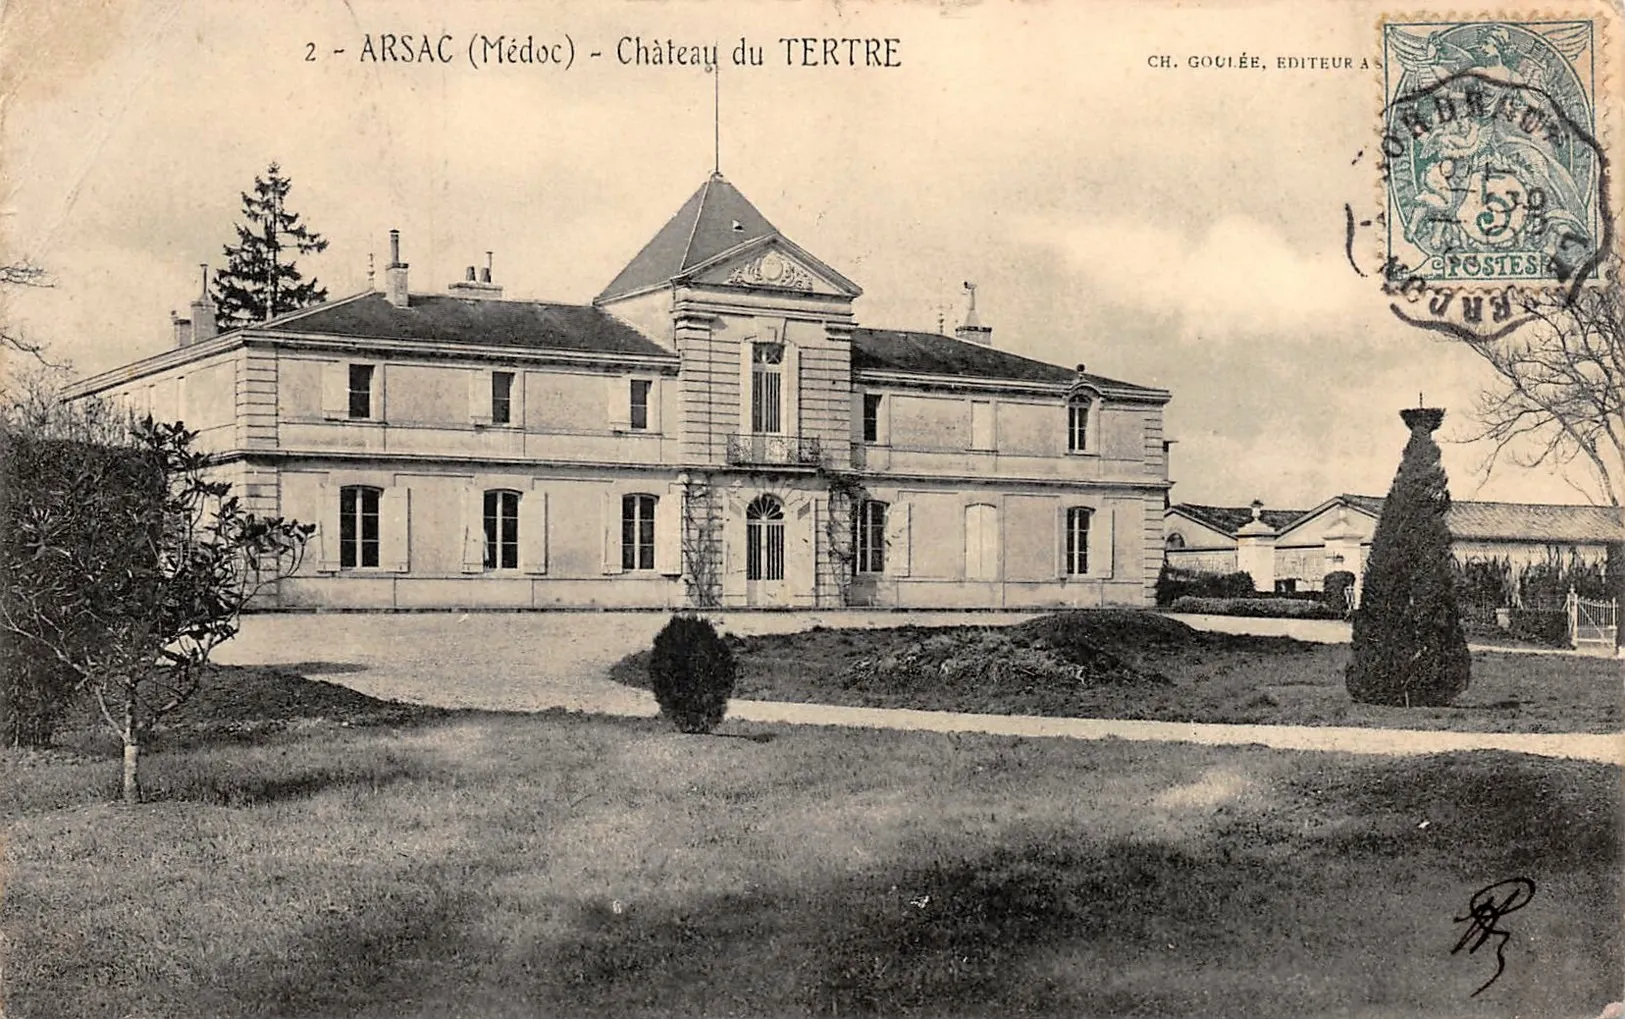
[[745, 494, 786, 605]]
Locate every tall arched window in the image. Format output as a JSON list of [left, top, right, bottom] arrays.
[[622, 494, 657, 571], [1067, 397, 1093, 453], [339, 485, 382, 569], [746, 494, 785, 581], [484, 490, 520, 570], [854, 500, 887, 574]]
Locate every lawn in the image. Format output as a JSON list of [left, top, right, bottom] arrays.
[[610, 611, 1622, 734], [2, 668, 1620, 1018]]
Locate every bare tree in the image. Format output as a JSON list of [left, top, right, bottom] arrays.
[[1459, 272, 1624, 509], [0, 261, 57, 364]]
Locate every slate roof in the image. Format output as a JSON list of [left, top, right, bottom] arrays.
[[851, 328, 1163, 392], [1179, 494, 1623, 544], [1170, 503, 1308, 537], [1443, 500, 1621, 542], [260, 293, 674, 359], [597, 174, 782, 302]]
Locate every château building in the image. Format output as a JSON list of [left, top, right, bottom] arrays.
[[68, 173, 1172, 610]]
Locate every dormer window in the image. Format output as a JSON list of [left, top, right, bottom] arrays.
[[1067, 396, 1096, 453]]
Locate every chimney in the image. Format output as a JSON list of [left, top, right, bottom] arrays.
[[190, 264, 218, 342], [385, 229, 410, 308], [447, 250, 504, 300], [171, 310, 193, 348], [954, 281, 992, 346]]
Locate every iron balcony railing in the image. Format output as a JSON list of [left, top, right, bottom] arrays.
[[725, 434, 825, 467]]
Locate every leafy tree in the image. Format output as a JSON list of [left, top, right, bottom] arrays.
[[212, 162, 329, 329], [1346, 407, 1472, 706], [0, 417, 313, 801]]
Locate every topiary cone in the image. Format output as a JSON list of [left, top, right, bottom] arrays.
[[1345, 407, 1472, 706]]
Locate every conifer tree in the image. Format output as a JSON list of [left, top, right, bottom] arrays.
[[1346, 407, 1472, 706], [211, 163, 328, 328]]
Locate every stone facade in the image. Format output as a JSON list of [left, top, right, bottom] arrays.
[[68, 174, 1172, 610]]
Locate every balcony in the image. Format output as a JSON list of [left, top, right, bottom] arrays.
[[725, 433, 825, 467]]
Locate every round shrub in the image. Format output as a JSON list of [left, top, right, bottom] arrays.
[[647, 614, 737, 734]]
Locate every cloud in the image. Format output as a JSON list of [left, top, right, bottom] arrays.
[[1026, 213, 1367, 340]]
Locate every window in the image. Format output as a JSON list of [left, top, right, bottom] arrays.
[[746, 494, 785, 581], [348, 364, 374, 420], [339, 486, 381, 569], [1165, 531, 1186, 550], [965, 503, 999, 581], [1067, 399, 1091, 452], [629, 379, 652, 431], [1065, 507, 1091, 576], [854, 500, 887, 574], [862, 394, 883, 444], [621, 494, 656, 571], [491, 372, 514, 425], [971, 401, 994, 451], [751, 342, 783, 434], [483, 490, 519, 570], [1275, 579, 1298, 594]]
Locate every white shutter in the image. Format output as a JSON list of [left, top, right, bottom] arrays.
[[1055, 504, 1068, 580], [721, 493, 746, 602], [783, 344, 801, 438], [316, 478, 340, 572], [884, 501, 911, 577], [739, 338, 754, 433], [321, 361, 348, 420], [1092, 504, 1116, 578], [381, 486, 411, 573], [787, 499, 815, 598], [469, 369, 493, 427], [648, 378, 662, 433], [606, 375, 630, 431], [654, 484, 682, 576], [520, 489, 548, 575], [601, 490, 624, 574], [461, 487, 486, 574]]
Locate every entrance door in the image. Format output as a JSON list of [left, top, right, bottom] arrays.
[[745, 494, 787, 606]]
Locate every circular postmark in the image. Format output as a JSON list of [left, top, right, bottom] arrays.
[[1350, 20, 1614, 341]]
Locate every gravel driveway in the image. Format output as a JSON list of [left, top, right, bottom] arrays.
[[216, 610, 1040, 714]]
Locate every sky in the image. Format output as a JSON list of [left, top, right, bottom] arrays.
[[0, 0, 1613, 509]]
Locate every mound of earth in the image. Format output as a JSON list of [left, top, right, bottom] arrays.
[[838, 620, 1169, 698]]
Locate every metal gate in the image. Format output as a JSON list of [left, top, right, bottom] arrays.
[[1566, 588, 1619, 651]]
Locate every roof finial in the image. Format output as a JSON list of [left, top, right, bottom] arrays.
[[367, 252, 375, 290], [708, 62, 721, 177]]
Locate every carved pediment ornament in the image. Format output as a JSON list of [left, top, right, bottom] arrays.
[[726, 250, 817, 291]]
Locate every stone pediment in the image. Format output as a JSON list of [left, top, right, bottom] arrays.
[[686, 238, 860, 298]]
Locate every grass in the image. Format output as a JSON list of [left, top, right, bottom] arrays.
[[610, 611, 1623, 734], [2, 668, 1620, 1018]]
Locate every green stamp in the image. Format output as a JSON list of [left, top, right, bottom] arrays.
[[1382, 21, 1604, 285]]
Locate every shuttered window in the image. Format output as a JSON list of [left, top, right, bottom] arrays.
[[855, 500, 887, 574], [1065, 506, 1091, 575], [483, 490, 520, 570], [622, 494, 656, 571], [339, 486, 381, 568]]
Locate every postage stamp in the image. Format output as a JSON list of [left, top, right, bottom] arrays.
[[1381, 20, 1605, 285]]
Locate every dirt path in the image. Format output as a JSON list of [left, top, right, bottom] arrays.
[[221, 611, 1621, 764]]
